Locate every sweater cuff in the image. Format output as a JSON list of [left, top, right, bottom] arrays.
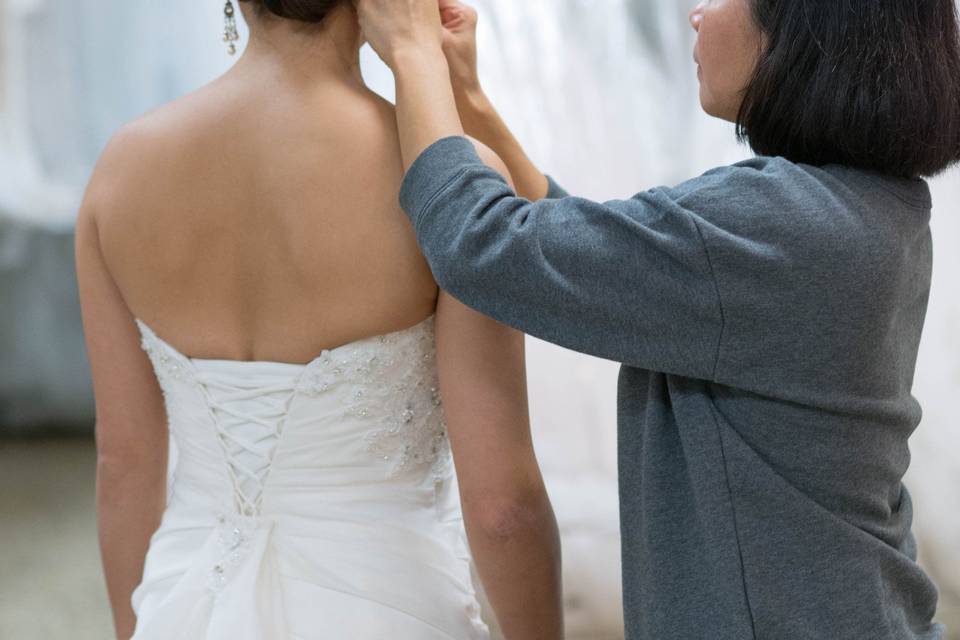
[[399, 136, 485, 227]]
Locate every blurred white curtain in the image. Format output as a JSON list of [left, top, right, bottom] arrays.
[[0, 0, 235, 223], [0, 0, 242, 429]]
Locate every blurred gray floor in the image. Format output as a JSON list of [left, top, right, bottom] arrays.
[[1, 437, 956, 640], [0, 436, 113, 639]]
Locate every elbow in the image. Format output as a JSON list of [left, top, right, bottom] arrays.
[[96, 453, 140, 480], [464, 491, 559, 546], [428, 246, 495, 311], [428, 249, 470, 296], [96, 452, 166, 515], [421, 225, 490, 297], [97, 446, 151, 475], [96, 455, 158, 493], [95, 435, 166, 489]]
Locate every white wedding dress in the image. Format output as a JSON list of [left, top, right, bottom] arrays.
[[129, 315, 490, 640]]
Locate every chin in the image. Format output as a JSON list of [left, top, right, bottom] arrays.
[[698, 89, 718, 118], [699, 92, 735, 123]]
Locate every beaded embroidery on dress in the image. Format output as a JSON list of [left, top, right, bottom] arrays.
[[129, 316, 488, 640]]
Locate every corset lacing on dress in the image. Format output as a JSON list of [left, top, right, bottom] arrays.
[[194, 371, 298, 591]]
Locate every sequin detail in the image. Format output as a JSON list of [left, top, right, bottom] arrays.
[[363, 384, 449, 479], [294, 318, 452, 478], [139, 326, 195, 390], [209, 512, 258, 593]]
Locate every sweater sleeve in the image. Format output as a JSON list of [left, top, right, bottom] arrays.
[[544, 175, 568, 199], [399, 136, 723, 378]]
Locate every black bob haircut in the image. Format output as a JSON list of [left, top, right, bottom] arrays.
[[738, 0, 960, 178]]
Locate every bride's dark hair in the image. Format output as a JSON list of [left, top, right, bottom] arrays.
[[239, 0, 342, 23]]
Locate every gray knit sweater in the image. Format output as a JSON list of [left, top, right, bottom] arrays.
[[399, 136, 942, 640]]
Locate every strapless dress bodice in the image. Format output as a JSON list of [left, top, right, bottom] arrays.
[[129, 316, 489, 640]]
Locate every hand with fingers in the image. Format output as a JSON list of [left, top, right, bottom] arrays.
[[439, 0, 482, 97], [354, 0, 446, 69], [437, 0, 552, 200], [356, 0, 551, 201]]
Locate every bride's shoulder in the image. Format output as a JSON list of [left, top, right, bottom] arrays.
[[102, 83, 225, 165], [79, 118, 162, 228], [332, 87, 401, 146], [81, 84, 230, 223]]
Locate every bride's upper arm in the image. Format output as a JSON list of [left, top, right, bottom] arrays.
[[432, 138, 547, 507], [434, 292, 546, 511], [76, 140, 168, 469]]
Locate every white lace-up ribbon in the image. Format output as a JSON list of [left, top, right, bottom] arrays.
[[192, 373, 299, 517]]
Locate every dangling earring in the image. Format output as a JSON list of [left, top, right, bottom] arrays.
[[223, 0, 240, 55]]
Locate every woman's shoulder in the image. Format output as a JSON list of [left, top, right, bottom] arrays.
[[639, 156, 933, 269], [665, 156, 827, 201], [659, 156, 931, 227], [643, 157, 830, 232]]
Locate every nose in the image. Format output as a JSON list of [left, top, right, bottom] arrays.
[[689, 1, 705, 31]]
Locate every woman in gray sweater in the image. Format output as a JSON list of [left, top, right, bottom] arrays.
[[356, 0, 960, 638]]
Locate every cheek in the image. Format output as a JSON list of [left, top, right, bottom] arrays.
[[696, 10, 761, 109], [699, 27, 739, 91], [696, 31, 728, 109]]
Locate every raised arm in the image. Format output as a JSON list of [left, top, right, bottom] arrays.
[[402, 136, 724, 377], [355, 0, 464, 168], [75, 147, 168, 640], [439, 0, 554, 200], [358, 1, 723, 377], [435, 291, 563, 640]]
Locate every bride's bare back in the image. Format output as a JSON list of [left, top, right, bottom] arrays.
[[77, 7, 561, 638], [92, 55, 435, 362]]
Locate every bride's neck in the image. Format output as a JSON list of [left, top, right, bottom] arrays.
[[236, 5, 364, 87]]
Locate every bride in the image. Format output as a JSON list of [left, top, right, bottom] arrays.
[[75, 1, 562, 638]]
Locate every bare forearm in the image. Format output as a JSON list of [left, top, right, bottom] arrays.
[[393, 50, 548, 201], [393, 46, 465, 171], [465, 495, 564, 640], [97, 461, 166, 640], [456, 89, 550, 201]]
